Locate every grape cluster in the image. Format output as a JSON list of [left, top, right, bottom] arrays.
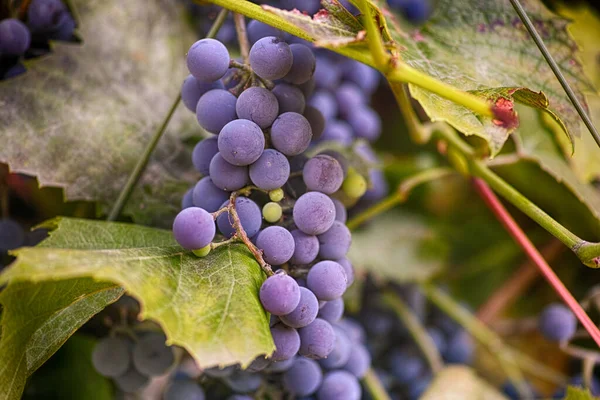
[[0, 0, 76, 80]]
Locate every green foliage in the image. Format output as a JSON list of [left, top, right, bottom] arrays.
[[563, 386, 598, 400], [0, 218, 274, 399], [420, 366, 508, 399]]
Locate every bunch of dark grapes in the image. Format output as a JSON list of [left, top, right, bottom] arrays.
[[0, 0, 76, 80]]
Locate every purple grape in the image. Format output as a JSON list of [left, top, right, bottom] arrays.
[[209, 153, 249, 191], [247, 20, 283, 44], [309, 90, 338, 120], [27, 0, 66, 33], [336, 318, 366, 343], [236, 87, 279, 129], [132, 333, 175, 376], [313, 57, 341, 91], [2, 63, 26, 80], [319, 325, 351, 369], [186, 38, 230, 82], [47, 11, 75, 40], [304, 106, 325, 140], [192, 176, 230, 212], [408, 374, 432, 400], [249, 149, 290, 190], [204, 365, 236, 378], [256, 226, 295, 265], [271, 323, 301, 361], [348, 106, 381, 141], [318, 221, 351, 260], [427, 327, 447, 354], [335, 83, 365, 117], [317, 370, 361, 400], [216, 197, 261, 238], [303, 155, 344, 194], [192, 137, 219, 175], [164, 380, 205, 400], [341, 60, 380, 95], [91, 336, 131, 377], [265, 357, 295, 373], [247, 356, 270, 372], [272, 83, 306, 114], [332, 199, 347, 223], [538, 303, 577, 342], [321, 120, 353, 146], [444, 330, 474, 364], [362, 169, 389, 203], [293, 192, 336, 235], [0, 19, 31, 55], [260, 273, 301, 315], [114, 366, 149, 392], [271, 112, 313, 156], [335, 258, 354, 288], [282, 0, 321, 14], [319, 151, 349, 177], [218, 119, 265, 166], [225, 370, 262, 393], [181, 75, 225, 112], [0, 218, 25, 251], [389, 348, 424, 384], [318, 298, 344, 323], [307, 261, 347, 300], [298, 318, 335, 359], [343, 344, 370, 378], [298, 76, 316, 98], [173, 207, 215, 250], [249, 36, 293, 80], [181, 188, 194, 210], [284, 44, 316, 84], [283, 357, 323, 396], [196, 89, 238, 134], [280, 287, 319, 328], [290, 230, 320, 265], [391, 0, 433, 23]]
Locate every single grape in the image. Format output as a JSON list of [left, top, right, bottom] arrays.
[[313, 57, 341, 91], [192, 137, 219, 176], [340, 59, 380, 95], [262, 202, 283, 223], [303, 106, 326, 140], [348, 106, 381, 141], [399, 0, 432, 23], [319, 150, 349, 177], [320, 120, 353, 146], [204, 365, 236, 378], [298, 318, 335, 359], [216, 197, 262, 238], [132, 332, 175, 376], [173, 207, 215, 250], [284, 44, 316, 84], [317, 370, 361, 400], [332, 199, 347, 224], [48, 11, 75, 40], [249, 36, 293, 80], [307, 260, 347, 300], [426, 327, 447, 354], [280, 286, 319, 328], [342, 344, 370, 379], [0, 19, 31, 55], [224, 370, 262, 393], [192, 176, 229, 212], [309, 90, 338, 120], [290, 229, 320, 265], [271, 323, 301, 361], [0, 218, 25, 251], [218, 119, 265, 166], [271, 112, 313, 156], [281, 0, 321, 14], [91, 336, 131, 377], [247, 20, 283, 44], [269, 188, 285, 202], [335, 318, 366, 344], [209, 153, 249, 191], [342, 170, 367, 199], [164, 380, 205, 400], [318, 298, 344, 323], [114, 366, 149, 393], [26, 228, 48, 246], [236, 87, 279, 129], [389, 348, 425, 384], [196, 89, 238, 134], [538, 303, 577, 342], [283, 357, 323, 396], [303, 155, 344, 195], [27, 0, 66, 33], [182, 75, 225, 112], [408, 374, 432, 400], [335, 83, 365, 117], [260, 273, 301, 315], [293, 192, 336, 235], [272, 83, 306, 114], [256, 226, 295, 265], [186, 38, 230, 82], [265, 357, 295, 373], [249, 149, 290, 190], [318, 221, 351, 260], [298, 76, 316, 99], [443, 330, 474, 364], [362, 169, 389, 203], [319, 326, 351, 369]]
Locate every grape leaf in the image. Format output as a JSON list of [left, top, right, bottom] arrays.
[[563, 386, 597, 400], [0, 218, 274, 375], [349, 213, 447, 282], [0, 279, 123, 400], [421, 366, 508, 400], [0, 0, 198, 225]]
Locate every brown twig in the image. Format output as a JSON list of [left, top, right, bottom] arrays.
[[233, 13, 251, 64]]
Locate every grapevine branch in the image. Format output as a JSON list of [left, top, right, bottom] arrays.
[[362, 369, 392, 400]]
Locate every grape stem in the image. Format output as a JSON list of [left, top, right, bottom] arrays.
[[233, 13, 251, 64], [229, 60, 274, 90], [362, 369, 392, 400], [382, 291, 444, 374]]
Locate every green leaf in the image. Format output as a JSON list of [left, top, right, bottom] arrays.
[[0, 0, 197, 225], [563, 386, 598, 400], [23, 335, 113, 400], [0, 279, 123, 400], [1, 218, 274, 370], [421, 366, 508, 400], [348, 213, 447, 282]]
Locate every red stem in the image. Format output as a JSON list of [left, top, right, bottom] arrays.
[[472, 178, 600, 348]]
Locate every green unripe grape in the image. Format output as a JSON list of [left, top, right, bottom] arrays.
[[269, 188, 284, 202], [193, 245, 211, 257], [343, 169, 367, 199], [262, 202, 283, 223]]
